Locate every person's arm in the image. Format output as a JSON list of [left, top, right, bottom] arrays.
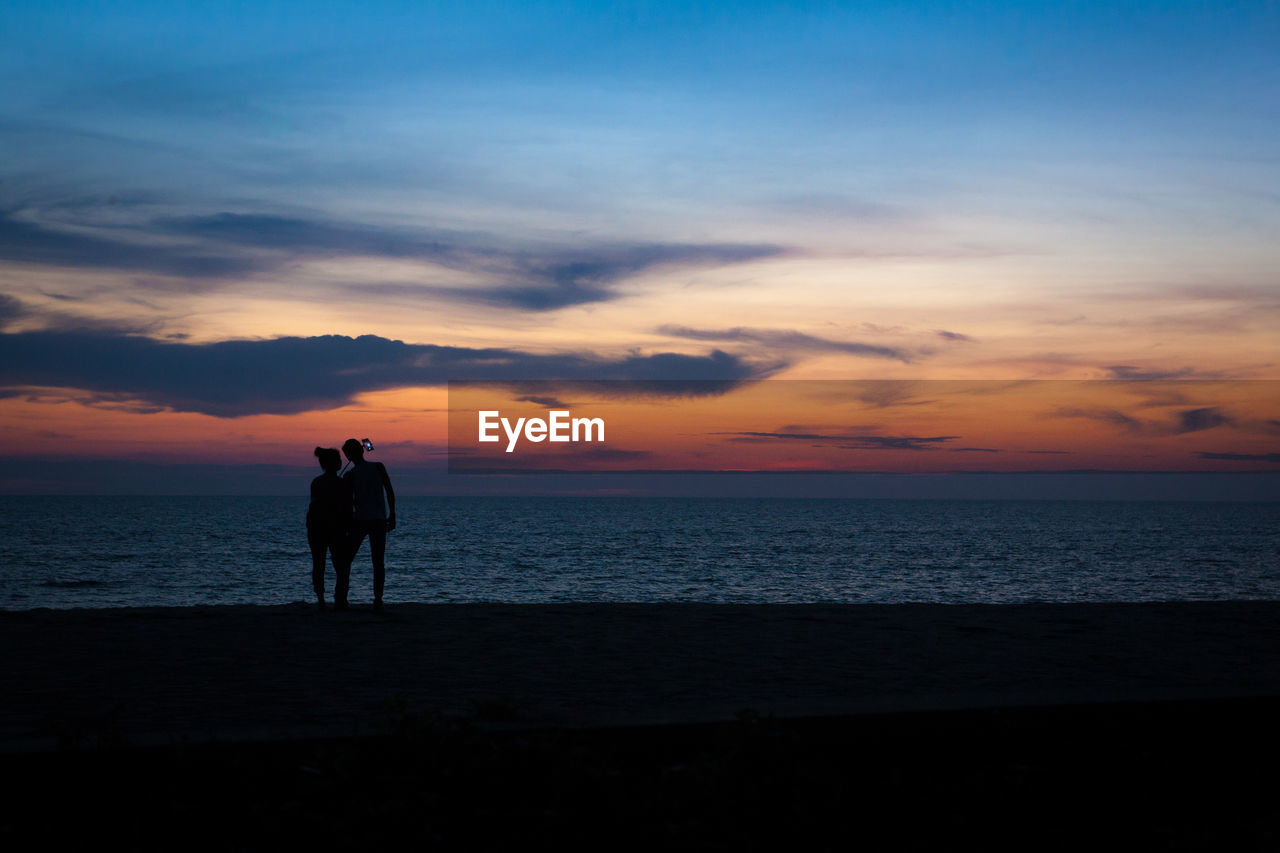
[[380, 463, 396, 531]]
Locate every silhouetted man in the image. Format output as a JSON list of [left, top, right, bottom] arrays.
[[342, 437, 396, 610]]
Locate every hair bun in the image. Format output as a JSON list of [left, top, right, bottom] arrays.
[[314, 446, 324, 457]]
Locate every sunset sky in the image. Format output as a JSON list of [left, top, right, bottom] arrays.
[[1, 2, 1277, 493]]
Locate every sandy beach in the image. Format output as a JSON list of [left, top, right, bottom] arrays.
[[2, 601, 1279, 848], [3, 600, 1277, 748]]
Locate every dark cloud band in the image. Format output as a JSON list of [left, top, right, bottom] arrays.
[[0, 329, 774, 417]]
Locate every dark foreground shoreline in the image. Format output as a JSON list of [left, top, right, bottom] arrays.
[[4, 600, 1279, 745], [2, 697, 1277, 849], [2, 601, 1278, 847]]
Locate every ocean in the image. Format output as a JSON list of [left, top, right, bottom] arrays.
[[1, 496, 1277, 609]]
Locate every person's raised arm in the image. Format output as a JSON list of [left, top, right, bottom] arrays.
[[380, 462, 397, 531]]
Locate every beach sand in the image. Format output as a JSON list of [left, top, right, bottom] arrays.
[[2, 600, 1277, 746], [2, 601, 1278, 847]]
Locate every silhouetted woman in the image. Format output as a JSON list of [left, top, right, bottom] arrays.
[[306, 446, 352, 610]]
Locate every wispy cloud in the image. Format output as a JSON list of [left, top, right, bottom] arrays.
[[160, 214, 787, 310], [721, 430, 959, 451], [658, 325, 912, 362], [154, 212, 472, 260], [1177, 407, 1234, 432], [1054, 406, 1234, 436], [0, 210, 261, 279], [0, 292, 163, 335], [0, 293, 24, 325], [1197, 451, 1280, 463], [7, 208, 787, 310], [839, 435, 959, 451], [514, 394, 573, 408], [848, 381, 932, 408], [1105, 365, 1218, 381], [729, 431, 860, 441]]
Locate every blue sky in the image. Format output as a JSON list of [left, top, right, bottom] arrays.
[[6, 1, 1275, 231]]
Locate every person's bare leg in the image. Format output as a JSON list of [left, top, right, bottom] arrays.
[[369, 525, 387, 609], [308, 532, 327, 608], [335, 531, 362, 610]]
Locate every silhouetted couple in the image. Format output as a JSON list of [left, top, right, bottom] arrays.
[[306, 439, 397, 611]]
